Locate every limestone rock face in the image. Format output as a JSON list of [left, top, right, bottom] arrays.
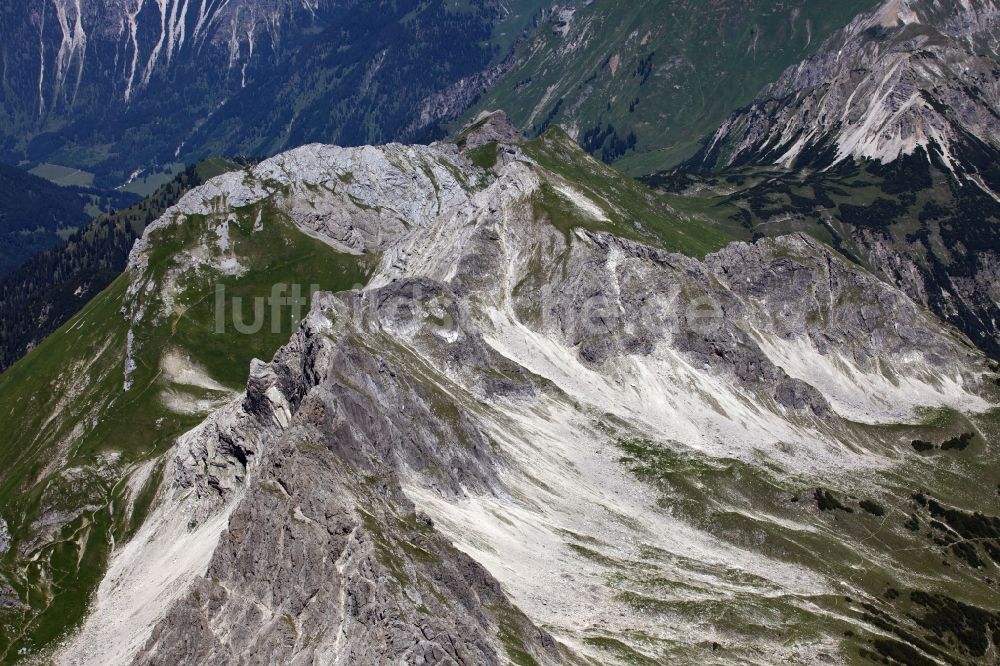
[[56, 125, 997, 665], [458, 110, 526, 151]]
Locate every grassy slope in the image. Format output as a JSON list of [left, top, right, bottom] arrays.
[[0, 158, 236, 372], [0, 185, 372, 661], [470, 0, 877, 175], [521, 128, 744, 257], [0, 130, 740, 659], [596, 401, 1000, 664]]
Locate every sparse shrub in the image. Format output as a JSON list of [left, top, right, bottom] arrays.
[[860, 500, 886, 517], [940, 432, 974, 451], [815, 488, 853, 513]]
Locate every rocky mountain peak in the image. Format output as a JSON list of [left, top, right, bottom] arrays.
[[0, 6, 998, 664], [691, 0, 1000, 194], [456, 109, 525, 150], [33, 126, 997, 665]]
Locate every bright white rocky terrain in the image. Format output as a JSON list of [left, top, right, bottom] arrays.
[[41, 114, 1000, 665]]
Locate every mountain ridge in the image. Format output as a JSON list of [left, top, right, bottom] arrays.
[[0, 2, 998, 661], [1, 118, 997, 664]]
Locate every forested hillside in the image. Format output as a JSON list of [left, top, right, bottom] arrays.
[[0, 159, 235, 370], [0, 164, 90, 276], [468, 0, 878, 173], [0, 0, 546, 187]]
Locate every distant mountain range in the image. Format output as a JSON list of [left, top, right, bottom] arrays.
[[657, 0, 1000, 356], [689, 0, 1000, 180], [0, 0, 546, 187], [467, 0, 880, 173]]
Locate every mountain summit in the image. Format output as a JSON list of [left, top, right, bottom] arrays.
[[0, 120, 997, 664], [661, 0, 1000, 358], [0, 2, 998, 665]]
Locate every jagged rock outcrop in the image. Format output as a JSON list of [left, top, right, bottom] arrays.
[[128, 292, 559, 665], [456, 110, 525, 151], [62, 283, 562, 665]]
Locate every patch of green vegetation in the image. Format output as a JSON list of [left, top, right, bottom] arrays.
[[940, 432, 975, 451], [616, 591, 673, 615], [466, 142, 500, 170], [566, 543, 624, 569], [454, 115, 492, 148], [815, 488, 854, 513], [12, 507, 114, 652], [120, 462, 166, 541], [495, 608, 542, 666], [358, 509, 412, 587], [923, 497, 1000, 542], [398, 538, 440, 565], [148, 202, 372, 388], [859, 500, 886, 517], [120, 163, 185, 197], [870, 638, 937, 666], [28, 163, 95, 188], [910, 430, 976, 454], [522, 128, 738, 257], [583, 636, 659, 666], [860, 589, 1000, 665], [194, 157, 239, 182], [610, 416, 1000, 665]]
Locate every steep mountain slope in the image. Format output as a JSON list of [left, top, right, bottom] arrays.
[[0, 155, 375, 661], [691, 0, 1000, 181], [0, 0, 542, 187], [0, 158, 235, 372], [654, 0, 1000, 357], [648, 152, 1000, 357], [0, 164, 89, 276], [466, 0, 879, 173], [0, 121, 997, 665]]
